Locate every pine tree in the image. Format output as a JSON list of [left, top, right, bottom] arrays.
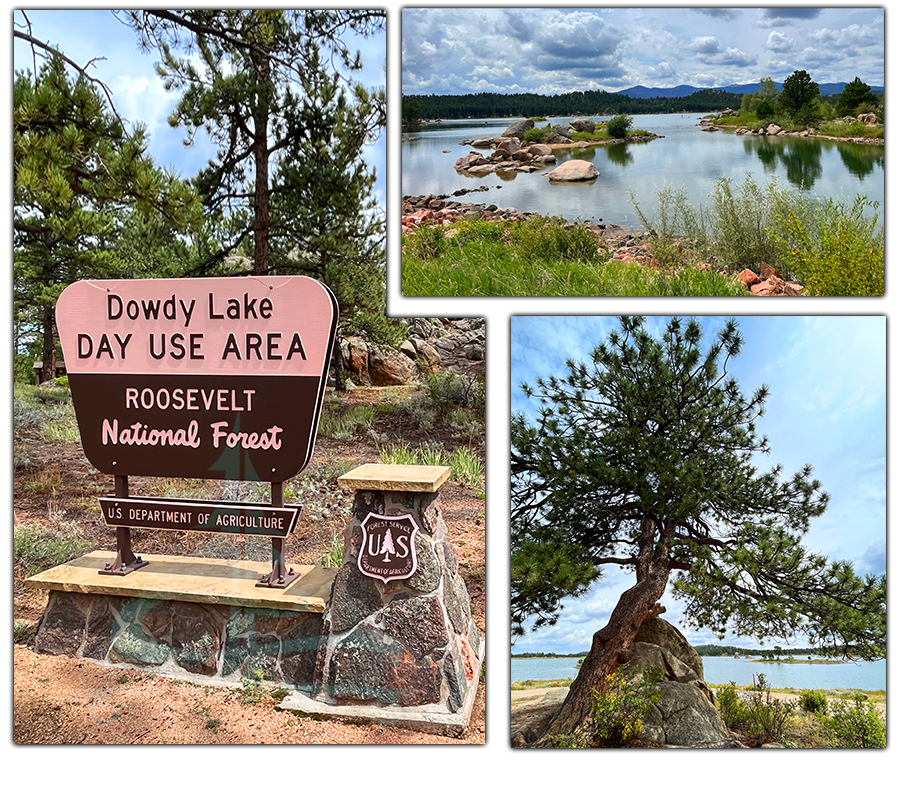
[[512, 316, 885, 741], [125, 9, 385, 277], [835, 77, 878, 117], [13, 54, 199, 378]]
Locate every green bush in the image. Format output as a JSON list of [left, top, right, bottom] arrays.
[[509, 215, 605, 266], [523, 125, 550, 144], [425, 370, 483, 414], [14, 619, 35, 645], [757, 100, 775, 120], [14, 522, 89, 578], [606, 114, 633, 138], [588, 666, 661, 747], [817, 698, 885, 748], [770, 196, 884, 295], [744, 674, 797, 742], [799, 689, 829, 715], [716, 681, 752, 730]]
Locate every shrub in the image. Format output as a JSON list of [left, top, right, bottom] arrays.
[[14, 619, 34, 644], [588, 667, 661, 747], [14, 521, 89, 578], [817, 698, 885, 748], [425, 370, 483, 415], [606, 114, 633, 138], [770, 196, 884, 295], [523, 125, 550, 144], [756, 100, 775, 120], [744, 674, 797, 742], [717, 681, 752, 730], [799, 689, 829, 715]]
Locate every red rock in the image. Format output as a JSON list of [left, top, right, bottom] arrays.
[[751, 277, 785, 296], [738, 268, 761, 287], [760, 262, 780, 279]]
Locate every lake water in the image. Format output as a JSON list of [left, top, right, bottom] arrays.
[[402, 114, 884, 227], [510, 655, 886, 691]]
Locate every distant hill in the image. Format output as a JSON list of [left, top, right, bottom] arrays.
[[616, 82, 884, 99]]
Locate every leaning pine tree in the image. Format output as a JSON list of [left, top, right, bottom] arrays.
[[511, 316, 885, 742]]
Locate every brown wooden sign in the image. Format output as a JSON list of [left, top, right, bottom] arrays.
[[357, 513, 419, 583], [56, 276, 338, 482], [99, 496, 300, 538]]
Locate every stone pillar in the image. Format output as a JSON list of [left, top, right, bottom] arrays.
[[306, 464, 483, 733]]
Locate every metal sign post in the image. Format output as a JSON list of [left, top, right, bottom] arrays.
[[99, 475, 149, 576]]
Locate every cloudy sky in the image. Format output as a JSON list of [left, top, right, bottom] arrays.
[[13, 9, 386, 210], [403, 7, 884, 95], [510, 316, 886, 654]]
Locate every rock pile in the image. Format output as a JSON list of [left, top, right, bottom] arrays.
[[455, 138, 558, 176], [402, 192, 539, 231], [341, 317, 485, 387], [736, 262, 804, 296]]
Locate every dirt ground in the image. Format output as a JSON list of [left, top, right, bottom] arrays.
[[13, 384, 486, 745]]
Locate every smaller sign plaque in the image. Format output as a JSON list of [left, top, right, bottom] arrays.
[[357, 513, 419, 583], [99, 496, 300, 538]]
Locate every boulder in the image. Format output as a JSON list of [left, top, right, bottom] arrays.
[[620, 616, 733, 746], [367, 344, 417, 386], [737, 268, 761, 287], [640, 682, 731, 746], [765, 124, 783, 136], [633, 616, 705, 681], [523, 143, 552, 157], [545, 159, 599, 182], [569, 118, 596, 134], [858, 112, 877, 126], [469, 135, 495, 148], [501, 118, 534, 139]]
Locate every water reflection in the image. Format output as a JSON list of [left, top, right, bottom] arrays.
[[604, 143, 635, 167], [837, 143, 884, 180], [744, 137, 823, 190]]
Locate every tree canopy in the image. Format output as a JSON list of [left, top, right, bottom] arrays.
[[780, 69, 820, 122], [511, 316, 885, 737], [125, 9, 385, 277], [835, 76, 878, 117], [13, 53, 199, 378]]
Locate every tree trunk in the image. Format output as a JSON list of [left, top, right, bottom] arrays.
[[251, 49, 271, 277], [538, 518, 672, 744], [331, 328, 346, 391], [41, 302, 55, 383]]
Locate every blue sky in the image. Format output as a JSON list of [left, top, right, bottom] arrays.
[[403, 7, 884, 95], [510, 315, 886, 654], [13, 9, 386, 212]]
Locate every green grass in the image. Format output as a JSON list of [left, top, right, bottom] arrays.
[[511, 678, 574, 690], [379, 441, 485, 488], [402, 215, 747, 297], [817, 120, 884, 139], [317, 402, 376, 440]]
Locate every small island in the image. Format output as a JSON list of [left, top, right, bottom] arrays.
[[453, 115, 662, 179]]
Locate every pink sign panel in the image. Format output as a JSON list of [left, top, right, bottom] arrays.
[[56, 276, 338, 482]]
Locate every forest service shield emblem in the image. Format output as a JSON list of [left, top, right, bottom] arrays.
[[357, 513, 419, 583]]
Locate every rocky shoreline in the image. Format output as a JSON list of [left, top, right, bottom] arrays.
[[700, 111, 884, 145], [401, 194, 805, 297]]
